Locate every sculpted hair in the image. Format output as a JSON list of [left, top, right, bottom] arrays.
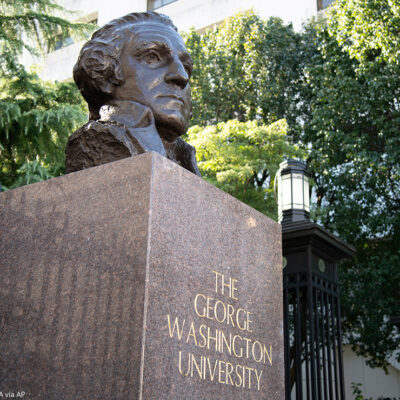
[[73, 12, 178, 120]]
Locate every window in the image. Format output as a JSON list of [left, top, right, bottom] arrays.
[[54, 35, 74, 51], [147, 0, 177, 11], [317, 0, 336, 11], [47, 33, 74, 53], [48, 18, 98, 53]]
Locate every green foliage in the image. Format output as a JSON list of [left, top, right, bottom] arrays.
[[328, 0, 400, 66], [302, 19, 400, 242], [351, 382, 365, 400], [0, 0, 89, 188], [299, 2, 400, 369], [0, 69, 87, 187], [6, 160, 54, 189], [187, 119, 305, 218], [184, 10, 305, 131], [339, 239, 400, 370]]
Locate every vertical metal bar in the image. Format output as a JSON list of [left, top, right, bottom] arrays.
[[321, 287, 328, 400], [307, 248, 317, 400], [335, 265, 346, 400], [330, 293, 339, 399], [314, 286, 322, 399], [295, 277, 303, 400], [283, 276, 291, 400], [324, 291, 334, 399], [305, 289, 310, 400]]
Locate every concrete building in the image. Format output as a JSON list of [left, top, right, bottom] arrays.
[[26, 1, 400, 398], [343, 346, 400, 399]]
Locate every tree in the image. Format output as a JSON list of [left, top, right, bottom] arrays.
[[187, 119, 305, 219], [328, 0, 400, 66], [299, 2, 400, 369], [0, 0, 91, 188], [184, 10, 306, 131]]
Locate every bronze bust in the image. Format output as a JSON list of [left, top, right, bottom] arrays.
[[65, 12, 201, 176]]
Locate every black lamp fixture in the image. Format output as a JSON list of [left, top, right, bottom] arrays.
[[276, 160, 311, 227], [276, 159, 355, 400]]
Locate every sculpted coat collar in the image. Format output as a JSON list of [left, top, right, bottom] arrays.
[[65, 100, 201, 176], [99, 100, 166, 156]]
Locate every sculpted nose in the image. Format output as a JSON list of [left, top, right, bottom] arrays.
[[165, 58, 189, 89]]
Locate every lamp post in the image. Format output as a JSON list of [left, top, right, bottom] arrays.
[[277, 160, 310, 227], [276, 160, 355, 400]]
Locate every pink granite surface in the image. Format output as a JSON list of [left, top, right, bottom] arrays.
[[0, 152, 283, 399]]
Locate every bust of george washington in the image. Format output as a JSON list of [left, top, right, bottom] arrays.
[[65, 12, 200, 176]]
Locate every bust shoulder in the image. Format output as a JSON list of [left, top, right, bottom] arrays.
[[65, 120, 139, 173]]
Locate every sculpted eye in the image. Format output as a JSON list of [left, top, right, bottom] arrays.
[[144, 51, 161, 63], [183, 63, 192, 77]]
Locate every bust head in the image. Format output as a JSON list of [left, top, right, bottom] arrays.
[[73, 12, 193, 141]]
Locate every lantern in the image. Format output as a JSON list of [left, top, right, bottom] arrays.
[[276, 160, 310, 227]]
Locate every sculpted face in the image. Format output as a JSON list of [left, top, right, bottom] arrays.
[[113, 22, 193, 142]]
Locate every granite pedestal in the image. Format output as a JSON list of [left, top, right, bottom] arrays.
[[0, 152, 284, 399]]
